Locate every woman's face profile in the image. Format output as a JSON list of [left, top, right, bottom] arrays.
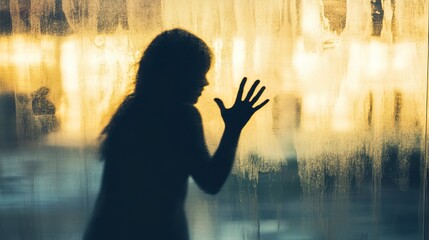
[[180, 67, 209, 104]]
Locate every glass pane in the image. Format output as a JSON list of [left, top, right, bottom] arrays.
[[0, 0, 427, 239]]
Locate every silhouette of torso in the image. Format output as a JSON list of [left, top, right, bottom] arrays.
[[84, 100, 207, 240]]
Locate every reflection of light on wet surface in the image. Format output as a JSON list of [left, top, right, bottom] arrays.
[[292, 39, 319, 79], [60, 40, 82, 139], [0, 31, 427, 211], [366, 40, 388, 78], [232, 38, 246, 85], [9, 36, 41, 65], [393, 42, 413, 70], [0, 34, 426, 148]]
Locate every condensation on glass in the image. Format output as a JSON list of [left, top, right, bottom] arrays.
[[0, 0, 428, 239]]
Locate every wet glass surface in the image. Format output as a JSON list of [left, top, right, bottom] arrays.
[[0, 0, 428, 239]]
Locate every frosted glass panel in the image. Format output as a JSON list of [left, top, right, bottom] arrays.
[[0, 0, 427, 239]]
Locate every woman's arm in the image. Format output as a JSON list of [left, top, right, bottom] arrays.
[[189, 78, 269, 194]]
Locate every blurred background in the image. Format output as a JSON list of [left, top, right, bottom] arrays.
[[0, 0, 428, 239]]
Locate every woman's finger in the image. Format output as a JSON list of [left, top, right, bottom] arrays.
[[249, 86, 265, 105], [253, 99, 270, 112], [235, 77, 247, 103], [244, 80, 260, 101], [214, 98, 226, 112]]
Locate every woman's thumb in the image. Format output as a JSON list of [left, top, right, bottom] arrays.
[[214, 98, 225, 111]]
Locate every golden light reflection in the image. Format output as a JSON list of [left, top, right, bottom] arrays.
[[50, 35, 135, 145], [292, 38, 319, 79], [232, 38, 246, 86], [10, 36, 41, 65], [366, 40, 388, 78], [59, 39, 81, 142], [301, 1, 323, 35], [212, 38, 223, 92], [0, 39, 424, 145], [0, 1, 427, 171], [393, 43, 413, 70]]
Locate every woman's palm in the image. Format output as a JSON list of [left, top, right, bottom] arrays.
[[214, 77, 269, 131]]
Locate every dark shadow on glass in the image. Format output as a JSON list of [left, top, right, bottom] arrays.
[[97, 0, 129, 33], [83, 29, 269, 240], [17, 0, 31, 32], [0, 0, 12, 35], [0, 87, 59, 148], [0, 92, 18, 147], [40, 0, 71, 35], [371, 0, 384, 36]]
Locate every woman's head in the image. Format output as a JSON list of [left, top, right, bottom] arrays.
[[134, 29, 212, 104]]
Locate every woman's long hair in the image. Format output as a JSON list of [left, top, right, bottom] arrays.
[[99, 29, 212, 161]]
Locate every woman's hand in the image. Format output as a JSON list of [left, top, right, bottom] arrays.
[[214, 77, 269, 132]]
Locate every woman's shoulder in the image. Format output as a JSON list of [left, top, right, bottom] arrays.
[[173, 103, 200, 117], [172, 103, 202, 122], [182, 103, 200, 113]]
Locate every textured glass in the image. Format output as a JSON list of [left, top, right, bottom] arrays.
[[0, 0, 428, 239]]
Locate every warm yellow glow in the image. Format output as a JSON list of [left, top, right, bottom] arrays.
[[49, 35, 136, 144], [332, 94, 353, 131], [11, 36, 41, 65], [0, 1, 426, 166], [393, 42, 413, 70], [344, 42, 364, 92], [366, 40, 388, 78], [292, 39, 318, 78], [300, 92, 331, 131], [0, 40, 8, 65], [1, 34, 425, 146], [253, 37, 263, 72], [301, 1, 322, 35], [59, 39, 82, 141], [232, 38, 246, 86], [212, 38, 223, 92]]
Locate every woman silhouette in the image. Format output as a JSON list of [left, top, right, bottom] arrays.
[[83, 29, 269, 240]]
